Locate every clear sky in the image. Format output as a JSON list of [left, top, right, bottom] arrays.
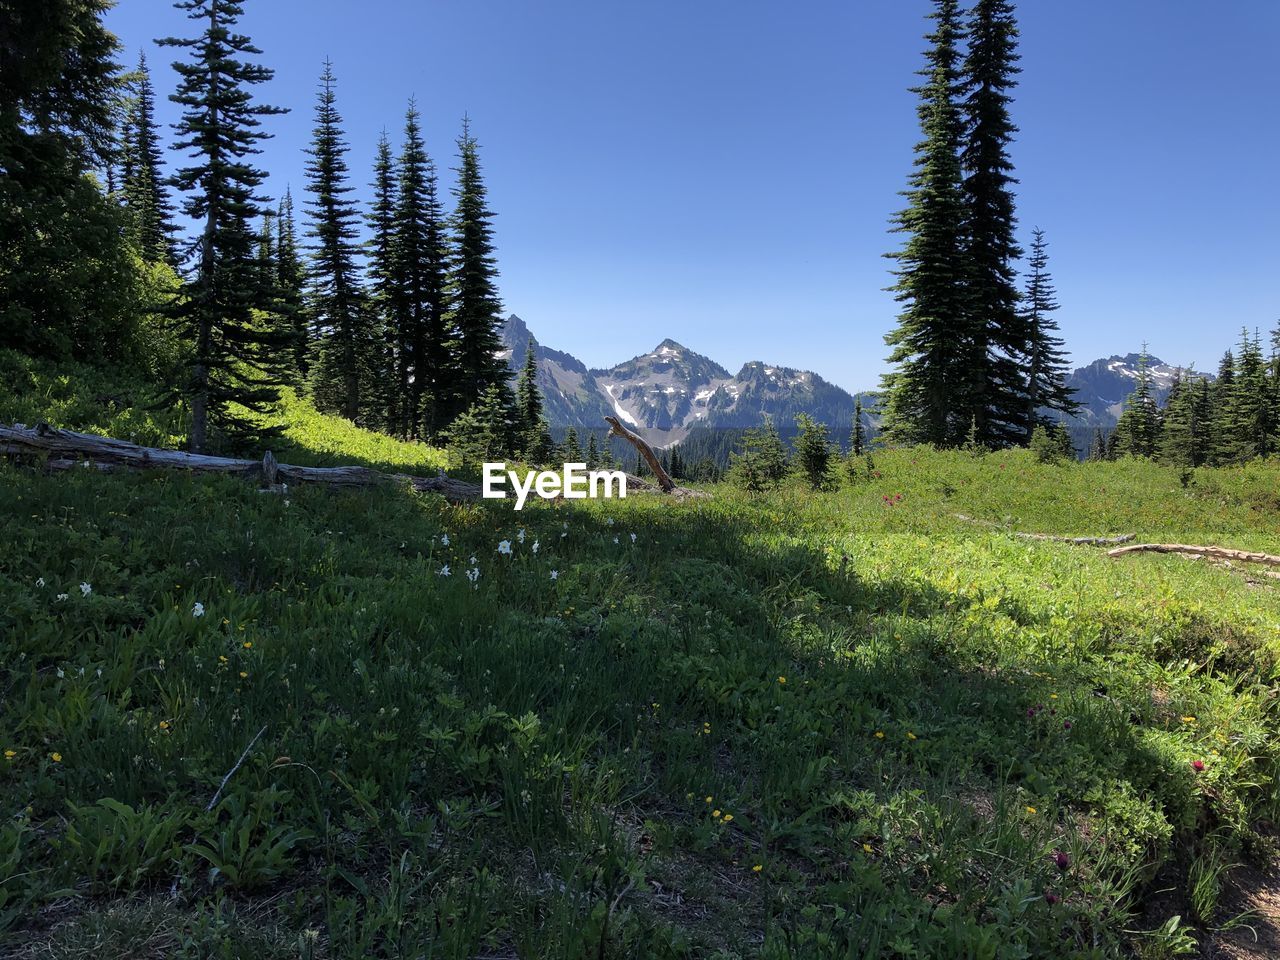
[[105, 0, 1279, 393]]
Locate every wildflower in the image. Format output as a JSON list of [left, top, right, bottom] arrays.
[[722, 813, 734, 823], [613, 536, 619, 544], [1191, 759, 1205, 772], [242, 641, 252, 649], [906, 731, 917, 741], [159, 721, 170, 730], [35, 577, 45, 588], [1049, 693, 1058, 700], [192, 602, 205, 618], [56, 593, 68, 602], [606, 518, 615, 526], [1044, 891, 1060, 905], [79, 582, 92, 597], [440, 534, 450, 546], [549, 570, 559, 581], [517, 528, 526, 544], [874, 731, 885, 739], [469, 556, 478, 565], [218, 655, 228, 663], [50, 752, 62, 762], [239, 671, 248, 679], [1026, 707, 1037, 718], [560, 532, 567, 539], [1063, 720, 1072, 730], [777, 676, 786, 685], [630, 533, 637, 543], [705, 796, 713, 804], [713, 809, 722, 818], [863, 842, 873, 854], [532, 540, 540, 554], [466, 567, 480, 584], [752, 864, 763, 873], [1053, 850, 1071, 871], [3, 750, 15, 760], [438, 565, 451, 577], [498, 540, 512, 555], [1180, 715, 1196, 724], [1025, 805, 1037, 815]]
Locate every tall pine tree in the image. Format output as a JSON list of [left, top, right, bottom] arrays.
[[121, 50, 177, 264], [275, 188, 310, 379], [1223, 328, 1271, 462], [961, 0, 1026, 445], [305, 60, 366, 422], [881, 0, 976, 447], [1020, 227, 1077, 434], [160, 0, 289, 452], [392, 101, 451, 437], [1112, 348, 1159, 458], [449, 117, 512, 422], [366, 131, 400, 432]]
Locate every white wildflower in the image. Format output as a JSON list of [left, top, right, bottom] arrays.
[[531, 540, 540, 554], [613, 536, 619, 544], [517, 528, 526, 544], [79, 582, 92, 597], [192, 602, 205, 618], [440, 534, 450, 546], [56, 668, 65, 678], [550, 570, 559, 581], [497, 540, 512, 556], [560, 532, 567, 539], [469, 556, 478, 566], [466, 567, 480, 584], [56, 593, 68, 602], [35, 577, 45, 589], [606, 518, 615, 526], [438, 565, 451, 577], [630, 533, 637, 543]]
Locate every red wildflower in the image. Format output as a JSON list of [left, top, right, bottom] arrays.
[[1191, 759, 1205, 772]]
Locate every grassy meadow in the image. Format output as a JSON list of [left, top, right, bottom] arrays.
[[2, 358, 1279, 958]]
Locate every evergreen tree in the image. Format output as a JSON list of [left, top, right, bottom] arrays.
[[1051, 421, 1075, 460], [1159, 368, 1209, 467], [275, 188, 310, 379], [515, 344, 543, 433], [961, 0, 1026, 445], [850, 397, 866, 455], [1029, 424, 1059, 463], [120, 50, 176, 264], [160, 0, 289, 452], [561, 427, 583, 463], [445, 384, 513, 467], [794, 414, 836, 490], [1223, 328, 1271, 462], [1, 0, 140, 360], [1020, 228, 1078, 435], [392, 101, 452, 437], [1209, 349, 1235, 464], [305, 60, 366, 422], [881, 0, 977, 447], [586, 432, 600, 470], [1087, 428, 1107, 462], [366, 131, 400, 431], [729, 416, 791, 492], [1112, 348, 1159, 458], [449, 117, 511, 416]]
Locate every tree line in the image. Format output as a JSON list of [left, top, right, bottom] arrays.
[[3, 0, 535, 456]]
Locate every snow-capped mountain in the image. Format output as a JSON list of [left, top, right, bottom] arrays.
[[499, 316, 858, 447], [1064, 353, 1206, 427]]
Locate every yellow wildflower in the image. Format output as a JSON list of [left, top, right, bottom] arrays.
[[1025, 805, 1037, 815], [50, 752, 62, 762], [722, 814, 734, 823], [713, 809, 722, 818], [752, 864, 763, 873], [874, 731, 885, 739], [243, 641, 253, 649], [906, 731, 917, 741], [3, 750, 15, 760], [158, 721, 169, 730], [777, 676, 786, 684], [239, 671, 248, 679], [705, 796, 713, 804], [863, 842, 873, 854]]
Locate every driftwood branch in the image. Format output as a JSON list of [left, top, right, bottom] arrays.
[[1, 422, 484, 502], [605, 416, 675, 493], [1108, 543, 1280, 567], [953, 514, 1135, 546]]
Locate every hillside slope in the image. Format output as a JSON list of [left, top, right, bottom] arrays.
[[2, 375, 1280, 957]]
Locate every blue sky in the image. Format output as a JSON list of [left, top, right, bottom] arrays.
[[106, 1, 1279, 392]]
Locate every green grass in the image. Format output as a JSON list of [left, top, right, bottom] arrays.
[[2, 373, 1279, 958]]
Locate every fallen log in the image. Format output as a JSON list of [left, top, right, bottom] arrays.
[[1, 422, 484, 502], [605, 416, 676, 493], [1108, 543, 1280, 567], [952, 514, 1135, 546]]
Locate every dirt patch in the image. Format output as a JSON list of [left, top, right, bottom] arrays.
[[1204, 860, 1280, 960]]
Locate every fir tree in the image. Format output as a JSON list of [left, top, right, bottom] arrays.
[[881, 0, 977, 447], [1087, 428, 1107, 462], [961, 0, 1026, 444], [305, 60, 366, 422], [514, 344, 544, 435], [366, 131, 400, 432], [160, 0, 289, 452], [1052, 421, 1074, 460], [121, 51, 177, 264], [586, 433, 600, 470], [449, 117, 511, 416], [1112, 348, 1159, 458], [1159, 368, 1209, 467], [1021, 227, 1078, 436], [730, 416, 791, 492], [1223, 328, 1271, 462], [275, 188, 310, 380], [393, 101, 452, 436], [445, 384, 513, 467], [562, 427, 583, 463], [850, 397, 866, 456], [794, 414, 836, 490]]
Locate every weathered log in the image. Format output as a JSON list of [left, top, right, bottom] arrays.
[[1108, 543, 1280, 567], [604, 416, 675, 493], [0, 422, 484, 502], [953, 514, 1135, 545]]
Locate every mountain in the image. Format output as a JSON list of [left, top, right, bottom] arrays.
[[499, 316, 859, 448], [1063, 353, 1206, 428]]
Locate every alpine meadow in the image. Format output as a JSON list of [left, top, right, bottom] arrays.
[[2, 2, 1279, 959]]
